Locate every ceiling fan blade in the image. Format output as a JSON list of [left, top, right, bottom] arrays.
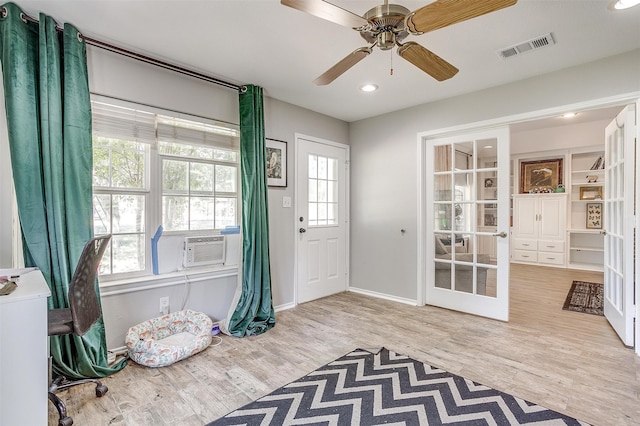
[[313, 46, 372, 86], [281, 0, 369, 29], [397, 42, 458, 81], [406, 0, 517, 34]]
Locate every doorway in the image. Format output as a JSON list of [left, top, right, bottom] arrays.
[[420, 100, 639, 354], [508, 104, 634, 348]]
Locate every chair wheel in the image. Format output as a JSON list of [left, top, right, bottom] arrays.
[[96, 384, 108, 397], [58, 416, 73, 426]]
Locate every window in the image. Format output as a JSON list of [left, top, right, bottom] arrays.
[[308, 154, 338, 226], [91, 100, 239, 278], [160, 155, 238, 231], [93, 137, 148, 275]]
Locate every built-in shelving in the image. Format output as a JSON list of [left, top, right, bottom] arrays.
[[568, 149, 604, 271]]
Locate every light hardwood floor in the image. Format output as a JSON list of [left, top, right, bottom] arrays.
[[49, 263, 640, 425]]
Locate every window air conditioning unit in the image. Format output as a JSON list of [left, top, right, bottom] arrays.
[[183, 235, 225, 268]]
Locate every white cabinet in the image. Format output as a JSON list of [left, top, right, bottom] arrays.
[[512, 194, 566, 267], [0, 270, 50, 425]]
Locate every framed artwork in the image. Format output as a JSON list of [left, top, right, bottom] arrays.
[[586, 202, 602, 229], [579, 186, 603, 200], [520, 158, 563, 193], [266, 138, 287, 187]]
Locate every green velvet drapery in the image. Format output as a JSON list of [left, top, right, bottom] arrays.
[[0, 2, 125, 378], [225, 85, 276, 336]]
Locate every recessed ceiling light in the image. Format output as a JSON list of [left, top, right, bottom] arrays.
[[609, 0, 640, 10], [562, 112, 578, 118], [360, 84, 378, 92]]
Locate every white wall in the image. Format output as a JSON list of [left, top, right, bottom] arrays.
[[511, 119, 612, 155], [0, 78, 12, 268], [348, 49, 640, 301]]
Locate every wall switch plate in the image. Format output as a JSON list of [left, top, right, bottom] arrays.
[[159, 297, 169, 315], [282, 196, 292, 208]]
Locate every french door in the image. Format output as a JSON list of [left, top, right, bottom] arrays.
[[603, 105, 635, 347], [424, 127, 510, 320]]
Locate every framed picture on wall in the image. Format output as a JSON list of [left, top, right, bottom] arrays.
[[580, 186, 603, 200], [266, 138, 287, 187], [520, 158, 563, 193], [586, 202, 602, 229]]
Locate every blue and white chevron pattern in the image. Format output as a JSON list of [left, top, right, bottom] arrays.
[[210, 348, 589, 425]]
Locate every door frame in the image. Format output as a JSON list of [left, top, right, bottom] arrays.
[[636, 98, 640, 356], [293, 133, 350, 305], [417, 94, 639, 355]]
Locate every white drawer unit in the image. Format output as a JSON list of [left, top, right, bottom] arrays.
[[537, 252, 565, 265], [537, 240, 564, 253], [512, 249, 538, 263], [512, 239, 537, 251]]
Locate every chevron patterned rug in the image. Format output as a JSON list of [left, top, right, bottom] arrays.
[[208, 347, 589, 425]]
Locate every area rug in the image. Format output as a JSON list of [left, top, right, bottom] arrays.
[[562, 281, 604, 316], [208, 347, 589, 425]]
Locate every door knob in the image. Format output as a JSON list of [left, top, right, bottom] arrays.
[[299, 228, 306, 233], [492, 231, 507, 238]]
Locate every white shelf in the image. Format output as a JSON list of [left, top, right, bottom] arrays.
[[569, 247, 604, 253], [567, 262, 604, 272], [572, 169, 605, 175], [567, 228, 603, 233], [571, 182, 603, 187]]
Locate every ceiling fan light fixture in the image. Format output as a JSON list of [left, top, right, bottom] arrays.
[[360, 84, 379, 92], [609, 0, 640, 10], [281, 0, 517, 85]]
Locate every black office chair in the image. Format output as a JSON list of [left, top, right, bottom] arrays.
[[48, 235, 111, 426]]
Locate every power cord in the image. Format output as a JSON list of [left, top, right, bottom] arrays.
[[180, 267, 191, 311]]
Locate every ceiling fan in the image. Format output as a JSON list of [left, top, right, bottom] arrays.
[[281, 0, 517, 85]]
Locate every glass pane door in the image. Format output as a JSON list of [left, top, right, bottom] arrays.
[[425, 127, 510, 321], [433, 140, 497, 297]]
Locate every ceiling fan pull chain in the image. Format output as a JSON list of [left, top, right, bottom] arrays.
[[390, 50, 394, 76]]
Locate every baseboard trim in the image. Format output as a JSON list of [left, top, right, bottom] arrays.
[[274, 302, 296, 312], [348, 287, 417, 306]]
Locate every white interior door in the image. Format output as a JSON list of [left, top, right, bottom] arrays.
[[424, 127, 510, 320], [295, 136, 348, 303], [603, 105, 635, 347]]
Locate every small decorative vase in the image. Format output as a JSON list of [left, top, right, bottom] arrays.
[[555, 184, 565, 193]]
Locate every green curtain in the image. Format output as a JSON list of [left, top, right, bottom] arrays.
[[226, 85, 276, 336], [0, 2, 125, 378]]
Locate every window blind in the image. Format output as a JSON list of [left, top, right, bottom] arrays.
[[91, 100, 239, 150], [156, 116, 239, 150], [91, 101, 156, 144]]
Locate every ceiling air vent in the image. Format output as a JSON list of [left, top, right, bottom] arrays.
[[497, 33, 556, 60]]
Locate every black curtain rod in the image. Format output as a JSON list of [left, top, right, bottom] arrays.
[[18, 10, 245, 92]]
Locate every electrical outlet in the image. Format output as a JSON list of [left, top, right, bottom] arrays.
[[159, 297, 169, 315]]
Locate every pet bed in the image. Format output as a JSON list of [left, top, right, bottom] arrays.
[[126, 309, 213, 367]]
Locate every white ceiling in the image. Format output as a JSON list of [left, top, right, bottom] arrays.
[[12, 0, 640, 123]]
